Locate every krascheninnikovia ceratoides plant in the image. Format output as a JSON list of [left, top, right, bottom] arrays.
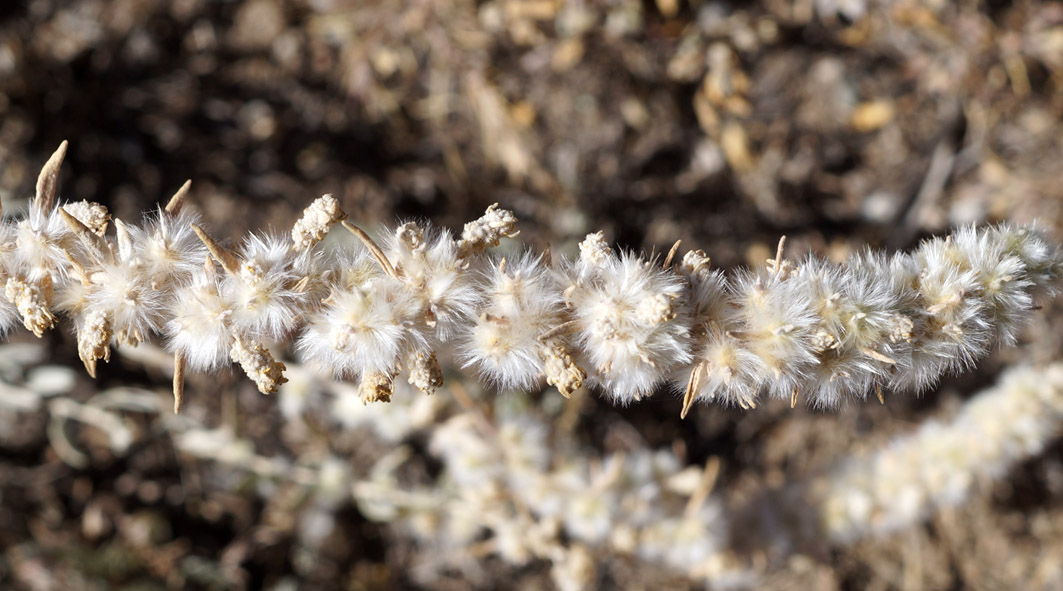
[[2, 142, 1061, 414]]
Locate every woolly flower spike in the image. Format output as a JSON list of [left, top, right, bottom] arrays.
[[1, 148, 1060, 413], [818, 362, 1063, 542], [463, 253, 569, 391], [456, 203, 519, 257], [384, 221, 480, 339], [299, 251, 423, 378], [563, 238, 693, 403]]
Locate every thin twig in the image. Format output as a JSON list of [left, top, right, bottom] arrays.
[[342, 221, 398, 279]]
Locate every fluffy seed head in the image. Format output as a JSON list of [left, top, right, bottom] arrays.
[[385, 222, 480, 340], [731, 270, 818, 401], [791, 258, 908, 407], [463, 253, 565, 391], [691, 326, 764, 408], [299, 252, 423, 378], [89, 257, 166, 346], [888, 236, 992, 392], [129, 208, 207, 291], [14, 207, 75, 283], [565, 247, 693, 403], [167, 262, 234, 371], [223, 232, 310, 340]]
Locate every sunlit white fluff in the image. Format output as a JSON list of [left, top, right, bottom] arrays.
[[679, 258, 765, 407], [128, 208, 206, 291], [693, 324, 765, 407], [683, 258, 731, 327], [299, 250, 424, 378], [222, 232, 310, 340], [564, 248, 693, 404], [89, 257, 165, 345], [731, 270, 818, 401], [889, 237, 991, 392], [792, 258, 907, 407], [991, 223, 1063, 297], [384, 222, 480, 340], [462, 253, 564, 391], [950, 225, 1032, 347], [14, 206, 74, 282], [166, 263, 234, 370]]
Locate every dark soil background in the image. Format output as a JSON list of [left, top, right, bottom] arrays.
[[2, 0, 1063, 589]]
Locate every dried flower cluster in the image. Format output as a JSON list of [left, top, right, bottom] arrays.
[[3, 144, 1061, 415]]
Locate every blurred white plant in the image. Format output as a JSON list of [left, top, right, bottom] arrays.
[[817, 361, 1063, 542]]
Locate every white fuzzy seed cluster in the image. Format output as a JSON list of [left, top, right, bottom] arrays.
[[3, 142, 1061, 413], [678, 227, 1061, 410], [818, 362, 1063, 542], [464, 253, 573, 392]]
